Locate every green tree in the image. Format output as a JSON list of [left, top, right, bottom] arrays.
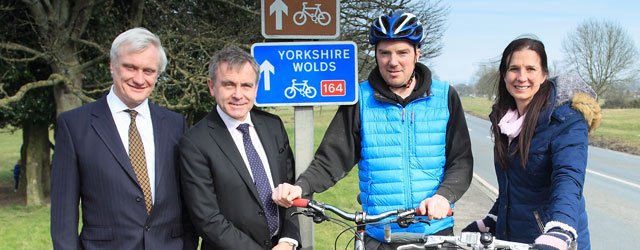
[[1, 0, 451, 206], [0, 0, 144, 205]]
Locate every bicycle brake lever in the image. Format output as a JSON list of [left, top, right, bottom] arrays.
[[397, 217, 431, 228], [416, 218, 431, 226], [292, 209, 329, 223]]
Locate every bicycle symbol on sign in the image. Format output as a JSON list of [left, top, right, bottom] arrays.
[[285, 79, 317, 99], [293, 2, 331, 26]]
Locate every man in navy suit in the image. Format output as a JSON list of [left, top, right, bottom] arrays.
[[179, 46, 299, 249], [50, 27, 197, 250]]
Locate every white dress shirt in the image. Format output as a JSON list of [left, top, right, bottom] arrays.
[[107, 87, 156, 203], [216, 105, 298, 248], [216, 106, 275, 188]]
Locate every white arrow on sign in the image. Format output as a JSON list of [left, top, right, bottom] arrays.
[[259, 60, 275, 91], [269, 0, 288, 30]]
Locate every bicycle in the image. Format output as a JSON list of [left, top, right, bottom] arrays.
[[390, 231, 536, 250], [284, 79, 317, 99], [293, 2, 331, 26], [291, 198, 451, 250]]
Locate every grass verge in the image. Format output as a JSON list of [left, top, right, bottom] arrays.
[[460, 96, 640, 156]]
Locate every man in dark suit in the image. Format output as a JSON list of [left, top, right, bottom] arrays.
[[179, 46, 300, 250], [50, 27, 197, 250]]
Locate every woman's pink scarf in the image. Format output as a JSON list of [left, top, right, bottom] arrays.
[[498, 109, 525, 144]]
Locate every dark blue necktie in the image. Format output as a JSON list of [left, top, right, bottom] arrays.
[[237, 123, 279, 236]]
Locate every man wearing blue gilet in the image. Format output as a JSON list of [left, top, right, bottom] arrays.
[[272, 10, 473, 250]]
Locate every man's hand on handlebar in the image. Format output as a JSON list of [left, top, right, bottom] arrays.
[[272, 183, 303, 208], [419, 194, 451, 220]]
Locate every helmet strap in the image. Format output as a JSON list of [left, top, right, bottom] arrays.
[[406, 70, 416, 88]]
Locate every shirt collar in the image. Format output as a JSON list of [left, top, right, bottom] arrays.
[[106, 85, 150, 118], [216, 105, 253, 131]]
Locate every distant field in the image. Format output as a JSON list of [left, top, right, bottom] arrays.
[[0, 128, 21, 183], [0, 128, 52, 249], [460, 96, 640, 155]]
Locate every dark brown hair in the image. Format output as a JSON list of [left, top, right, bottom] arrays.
[[490, 37, 551, 169]]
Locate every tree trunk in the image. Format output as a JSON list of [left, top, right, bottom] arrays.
[[42, 140, 52, 197], [54, 83, 83, 116], [52, 41, 85, 116], [53, 62, 83, 116], [17, 137, 27, 198], [23, 122, 51, 206]]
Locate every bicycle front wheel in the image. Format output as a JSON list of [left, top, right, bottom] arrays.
[[293, 12, 306, 25]]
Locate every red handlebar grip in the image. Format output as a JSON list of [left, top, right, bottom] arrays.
[[291, 198, 310, 208]]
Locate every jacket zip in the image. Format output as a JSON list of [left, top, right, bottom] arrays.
[[533, 211, 545, 234], [402, 107, 412, 207]]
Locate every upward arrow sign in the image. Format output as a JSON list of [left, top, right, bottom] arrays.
[[269, 0, 288, 30], [259, 60, 275, 91]]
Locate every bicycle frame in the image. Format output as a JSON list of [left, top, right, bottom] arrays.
[[291, 80, 308, 91], [301, 2, 321, 17]]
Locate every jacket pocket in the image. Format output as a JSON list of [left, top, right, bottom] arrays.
[[524, 138, 551, 175], [171, 223, 184, 238], [81, 226, 113, 241]]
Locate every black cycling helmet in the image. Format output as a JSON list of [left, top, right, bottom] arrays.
[[369, 10, 424, 45]]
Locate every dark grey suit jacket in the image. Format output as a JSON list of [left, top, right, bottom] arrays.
[[179, 108, 300, 250], [50, 96, 197, 250]]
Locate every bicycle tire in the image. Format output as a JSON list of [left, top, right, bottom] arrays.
[[293, 12, 306, 25], [317, 12, 331, 26]]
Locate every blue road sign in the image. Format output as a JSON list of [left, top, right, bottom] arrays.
[[251, 41, 358, 106]]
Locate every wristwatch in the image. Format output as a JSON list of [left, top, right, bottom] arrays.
[[284, 241, 296, 249]]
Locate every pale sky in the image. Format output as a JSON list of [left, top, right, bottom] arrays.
[[428, 0, 640, 85]]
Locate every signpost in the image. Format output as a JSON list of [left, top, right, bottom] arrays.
[[251, 41, 358, 106], [259, 2, 345, 249], [261, 0, 340, 39]]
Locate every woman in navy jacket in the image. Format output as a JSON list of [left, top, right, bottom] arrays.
[[463, 37, 600, 250]]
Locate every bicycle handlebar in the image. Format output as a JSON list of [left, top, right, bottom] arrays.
[[292, 198, 410, 223], [291, 198, 467, 250], [292, 198, 453, 225]]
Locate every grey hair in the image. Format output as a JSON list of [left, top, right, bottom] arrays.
[[110, 27, 168, 73], [208, 46, 259, 84]]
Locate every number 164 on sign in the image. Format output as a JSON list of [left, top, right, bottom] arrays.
[[321, 80, 346, 96]]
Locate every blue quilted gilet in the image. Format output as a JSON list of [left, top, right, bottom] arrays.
[[358, 79, 454, 241]]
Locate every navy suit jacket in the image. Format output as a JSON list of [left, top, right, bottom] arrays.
[[50, 96, 197, 250], [179, 108, 300, 250]]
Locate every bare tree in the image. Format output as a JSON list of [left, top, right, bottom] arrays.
[[562, 18, 639, 98], [473, 63, 499, 100], [340, 0, 450, 80]]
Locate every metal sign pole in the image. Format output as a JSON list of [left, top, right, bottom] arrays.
[[258, 2, 346, 248], [294, 106, 314, 249]]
